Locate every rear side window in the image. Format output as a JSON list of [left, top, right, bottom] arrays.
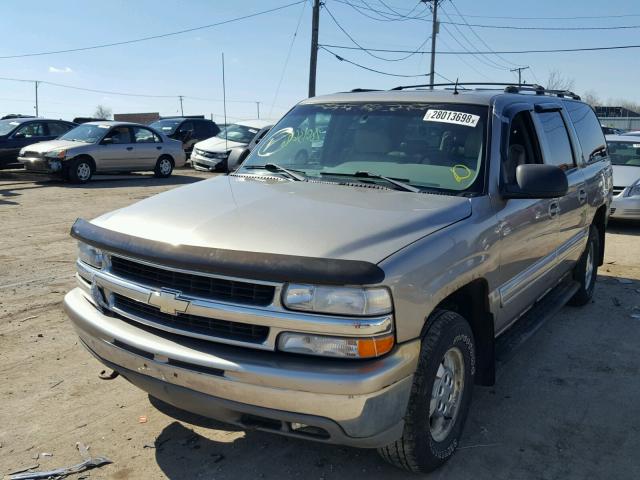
[[564, 102, 607, 163], [194, 121, 213, 139], [133, 126, 161, 143], [536, 111, 575, 170], [48, 122, 73, 136]]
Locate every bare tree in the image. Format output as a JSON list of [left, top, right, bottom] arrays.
[[582, 90, 601, 107], [94, 105, 112, 120], [546, 69, 575, 91]]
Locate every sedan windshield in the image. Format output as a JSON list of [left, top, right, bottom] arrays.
[[0, 119, 21, 136], [59, 124, 109, 143], [216, 124, 259, 144], [608, 141, 640, 166], [149, 119, 182, 135], [239, 102, 488, 194]]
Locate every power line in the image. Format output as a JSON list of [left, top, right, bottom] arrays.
[[319, 42, 640, 55], [337, 0, 423, 22], [438, 12, 640, 20], [319, 46, 427, 77], [0, 1, 306, 59], [439, 20, 640, 31]]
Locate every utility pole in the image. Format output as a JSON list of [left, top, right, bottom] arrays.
[[308, 0, 321, 98], [256, 101, 261, 119], [424, 0, 441, 90], [34, 81, 39, 117], [178, 95, 184, 116], [510, 66, 529, 86]]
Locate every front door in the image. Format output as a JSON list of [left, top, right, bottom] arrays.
[[494, 109, 559, 333], [97, 126, 136, 171]]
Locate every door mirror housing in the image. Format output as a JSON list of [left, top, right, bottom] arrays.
[[225, 147, 250, 173], [502, 164, 569, 199], [101, 137, 113, 145], [12, 131, 26, 139]]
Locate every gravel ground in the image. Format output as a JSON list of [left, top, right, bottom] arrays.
[[1, 168, 639, 479]]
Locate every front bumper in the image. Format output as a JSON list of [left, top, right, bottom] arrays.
[[611, 195, 640, 219], [64, 288, 419, 447], [18, 155, 63, 173], [191, 151, 224, 171]]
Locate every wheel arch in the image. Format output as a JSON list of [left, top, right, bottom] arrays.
[[422, 278, 495, 386], [68, 153, 96, 169], [158, 153, 175, 165]]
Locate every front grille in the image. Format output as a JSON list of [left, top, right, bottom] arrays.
[[110, 256, 275, 307], [22, 151, 42, 158], [195, 149, 218, 159], [610, 208, 616, 215], [112, 293, 269, 344], [623, 208, 640, 215], [613, 186, 625, 196]]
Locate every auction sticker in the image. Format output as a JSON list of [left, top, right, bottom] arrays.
[[424, 109, 480, 127]]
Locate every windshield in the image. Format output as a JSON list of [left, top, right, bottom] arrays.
[[0, 120, 21, 136], [608, 141, 640, 166], [59, 124, 109, 143], [149, 119, 182, 135], [238, 102, 488, 194], [216, 123, 259, 144]]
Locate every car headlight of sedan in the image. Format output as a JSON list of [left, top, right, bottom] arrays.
[[624, 178, 640, 197], [77, 241, 104, 269], [45, 148, 67, 159], [283, 284, 392, 316]]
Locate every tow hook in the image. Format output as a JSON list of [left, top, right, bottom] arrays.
[[98, 369, 119, 380]]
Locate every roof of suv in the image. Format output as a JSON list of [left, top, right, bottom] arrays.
[[301, 86, 584, 107]]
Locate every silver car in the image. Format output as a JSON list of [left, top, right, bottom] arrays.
[[64, 87, 611, 473], [606, 134, 640, 220], [18, 121, 186, 183]]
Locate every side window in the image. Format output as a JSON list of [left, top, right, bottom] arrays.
[[536, 111, 575, 170], [14, 122, 46, 138], [179, 121, 194, 134], [209, 122, 221, 136], [48, 122, 73, 137], [194, 121, 211, 139], [502, 111, 542, 187], [104, 126, 133, 144], [564, 102, 607, 163], [133, 126, 160, 143]]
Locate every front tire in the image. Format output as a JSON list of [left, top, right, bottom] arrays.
[[154, 156, 173, 178], [568, 225, 600, 306], [67, 157, 94, 184], [378, 310, 475, 473]]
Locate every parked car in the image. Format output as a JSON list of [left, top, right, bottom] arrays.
[[605, 134, 640, 220], [0, 117, 76, 169], [601, 125, 625, 135], [621, 130, 640, 136], [18, 121, 185, 183], [149, 117, 220, 157], [191, 120, 272, 171], [64, 86, 611, 473]]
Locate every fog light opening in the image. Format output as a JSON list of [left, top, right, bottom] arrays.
[[289, 422, 330, 439]]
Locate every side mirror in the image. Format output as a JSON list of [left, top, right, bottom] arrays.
[[13, 131, 25, 139], [225, 147, 250, 173], [101, 137, 113, 145], [503, 164, 569, 199]]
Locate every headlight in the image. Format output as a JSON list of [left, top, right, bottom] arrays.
[[278, 332, 394, 359], [283, 284, 392, 316], [45, 149, 67, 159], [213, 151, 229, 159], [624, 178, 640, 197], [77, 241, 104, 269]]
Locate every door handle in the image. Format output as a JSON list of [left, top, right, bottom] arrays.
[[548, 201, 560, 218], [156, 146, 162, 150], [578, 188, 587, 203], [126, 147, 133, 151]]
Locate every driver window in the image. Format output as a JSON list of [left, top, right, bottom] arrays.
[[503, 111, 542, 187], [15, 122, 45, 138], [105, 126, 132, 144]]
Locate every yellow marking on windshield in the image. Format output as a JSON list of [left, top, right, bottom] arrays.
[[450, 164, 472, 183]]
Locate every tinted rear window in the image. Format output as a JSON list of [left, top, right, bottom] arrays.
[[564, 101, 606, 162], [537, 111, 575, 170]]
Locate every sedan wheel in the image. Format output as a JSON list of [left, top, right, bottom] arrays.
[[154, 157, 173, 178]]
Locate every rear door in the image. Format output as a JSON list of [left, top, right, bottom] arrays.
[[534, 106, 588, 275], [495, 108, 559, 332], [132, 126, 162, 168]]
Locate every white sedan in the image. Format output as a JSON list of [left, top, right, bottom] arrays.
[[606, 134, 640, 220]]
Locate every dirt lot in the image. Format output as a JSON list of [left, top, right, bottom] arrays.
[[1, 168, 639, 479]]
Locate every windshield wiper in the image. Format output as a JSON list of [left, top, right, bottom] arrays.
[[320, 170, 420, 193], [243, 163, 307, 181]]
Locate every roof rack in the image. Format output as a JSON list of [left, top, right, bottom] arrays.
[[349, 88, 382, 93], [388, 82, 581, 100]]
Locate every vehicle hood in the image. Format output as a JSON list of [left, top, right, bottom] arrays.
[[194, 136, 245, 152], [22, 139, 84, 153], [92, 175, 472, 263], [612, 165, 640, 187]]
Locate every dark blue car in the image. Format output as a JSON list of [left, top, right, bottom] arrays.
[[0, 117, 76, 169]]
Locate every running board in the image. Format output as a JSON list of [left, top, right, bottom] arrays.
[[495, 279, 580, 365]]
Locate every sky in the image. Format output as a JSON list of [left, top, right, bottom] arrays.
[[1, 0, 639, 123]]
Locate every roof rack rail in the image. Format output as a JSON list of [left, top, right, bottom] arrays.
[[389, 82, 581, 100], [349, 88, 382, 93]]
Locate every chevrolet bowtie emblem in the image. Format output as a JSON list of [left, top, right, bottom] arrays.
[[148, 289, 189, 315]]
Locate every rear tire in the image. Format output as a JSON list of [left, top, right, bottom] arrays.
[[378, 310, 475, 473], [568, 225, 599, 306], [67, 157, 94, 184], [154, 156, 173, 178]]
